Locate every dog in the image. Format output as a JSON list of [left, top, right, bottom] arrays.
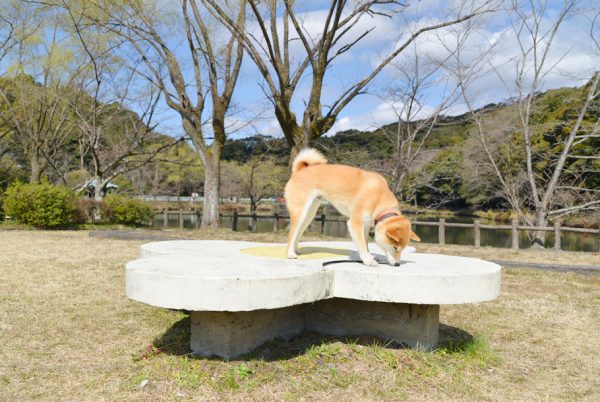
[[284, 148, 420, 266]]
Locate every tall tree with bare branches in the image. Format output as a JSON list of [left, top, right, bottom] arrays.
[[0, 5, 83, 184], [451, 0, 600, 245], [379, 46, 461, 199], [203, 0, 499, 158], [61, 0, 246, 226], [64, 8, 180, 202]]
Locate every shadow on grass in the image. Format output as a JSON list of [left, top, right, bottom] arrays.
[[152, 314, 476, 362]]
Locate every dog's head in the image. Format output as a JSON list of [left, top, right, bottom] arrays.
[[374, 215, 420, 265]]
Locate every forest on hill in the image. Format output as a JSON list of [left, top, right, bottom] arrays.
[[220, 82, 600, 213]]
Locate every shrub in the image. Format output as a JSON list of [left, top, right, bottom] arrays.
[[103, 194, 153, 225], [3, 181, 74, 228], [71, 198, 105, 224]]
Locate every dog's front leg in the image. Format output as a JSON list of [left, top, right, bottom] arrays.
[[347, 218, 378, 267]]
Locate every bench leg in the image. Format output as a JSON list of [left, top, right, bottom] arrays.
[[190, 306, 305, 359], [308, 299, 439, 350], [190, 300, 439, 358]]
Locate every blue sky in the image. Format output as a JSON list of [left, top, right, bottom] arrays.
[[3, 0, 599, 142], [172, 0, 600, 142]]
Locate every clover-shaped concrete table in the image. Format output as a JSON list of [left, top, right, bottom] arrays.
[[126, 240, 501, 359]]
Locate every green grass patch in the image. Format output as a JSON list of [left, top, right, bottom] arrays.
[[173, 358, 209, 389], [217, 364, 256, 391]]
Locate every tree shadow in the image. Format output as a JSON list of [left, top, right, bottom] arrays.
[[152, 314, 475, 361]]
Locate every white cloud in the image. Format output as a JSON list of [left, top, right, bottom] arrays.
[[375, 6, 600, 115], [327, 99, 442, 136]]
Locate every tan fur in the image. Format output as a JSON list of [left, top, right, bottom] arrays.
[[285, 148, 419, 266]]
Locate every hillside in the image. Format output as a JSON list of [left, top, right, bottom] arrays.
[[222, 83, 599, 211]]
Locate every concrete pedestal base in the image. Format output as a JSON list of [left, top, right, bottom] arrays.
[[190, 306, 306, 358], [190, 299, 439, 358], [309, 299, 439, 350]]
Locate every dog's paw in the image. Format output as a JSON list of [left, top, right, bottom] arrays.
[[287, 252, 298, 259], [361, 254, 378, 267]]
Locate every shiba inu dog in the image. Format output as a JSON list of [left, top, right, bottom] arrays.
[[284, 148, 420, 266]]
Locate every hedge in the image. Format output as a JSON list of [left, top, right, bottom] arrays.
[[3, 182, 74, 228]]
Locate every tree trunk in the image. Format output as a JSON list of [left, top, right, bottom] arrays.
[[288, 145, 299, 167], [391, 168, 407, 197], [274, 102, 302, 165], [202, 151, 220, 228], [532, 207, 548, 248], [92, 176, 105, 222], [30, 154, 43, 184], [182, 114, 222, 228], [94, 176, 104, 202]]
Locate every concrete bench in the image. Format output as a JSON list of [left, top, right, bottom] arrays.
[[126, 240, 501, 359]]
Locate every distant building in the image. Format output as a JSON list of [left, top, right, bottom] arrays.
[[80, 178, 119, 198]]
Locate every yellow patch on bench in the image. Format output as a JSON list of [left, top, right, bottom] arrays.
[[240, 246, 353, 260]]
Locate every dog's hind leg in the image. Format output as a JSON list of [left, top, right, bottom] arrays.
[[286, 194, 321, 259]]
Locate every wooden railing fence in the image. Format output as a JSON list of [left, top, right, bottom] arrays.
[[155, 209, 600, 252]]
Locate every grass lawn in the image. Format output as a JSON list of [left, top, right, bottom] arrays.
[[0, 229, 599, 401]]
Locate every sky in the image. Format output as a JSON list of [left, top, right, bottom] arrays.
[[3, 0, 599, 142], [214, 0, 599, 139]]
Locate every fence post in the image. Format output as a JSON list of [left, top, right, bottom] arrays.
[[320, 214, 326, 235], [554, 222, 561, 251], [273, 213, 279, 232], [179, 209, 184, 229], [163, 210, 168, 227], [511, 219, 519, 249], [251, 212, 257, 233], [232, 211, 238, 232], [474, 219, 481, 247], [438, 218, 445, 245], [195, 209, 201, 229]]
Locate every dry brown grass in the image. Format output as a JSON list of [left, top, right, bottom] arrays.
[[0, 230, 599, 401]]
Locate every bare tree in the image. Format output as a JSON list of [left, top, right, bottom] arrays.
[[64, 10, 181, 202], [0, 15, 13, 64], [1, 2, 53, 184], [224, 155, 286, 213], [379, 45, 461, 198], [61, 0, 246, 227], [0, 5, 17, 156], [73, 83, 178, 201], [452, 0, 600, 245], [203, 0, 499, 158], [0, 7, 83, 184], [0, 1, 38, 69]]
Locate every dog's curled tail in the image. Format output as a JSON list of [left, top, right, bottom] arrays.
[[292, 148, 327, 173]]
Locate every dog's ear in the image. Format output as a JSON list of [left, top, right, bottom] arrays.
[[386, 227, 401, 243], [410, 230, 421, 242]]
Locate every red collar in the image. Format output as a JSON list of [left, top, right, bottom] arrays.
[[374, 209, 401, 226]]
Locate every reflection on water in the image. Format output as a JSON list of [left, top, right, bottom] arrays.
[[153, 206, 599, 252]]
